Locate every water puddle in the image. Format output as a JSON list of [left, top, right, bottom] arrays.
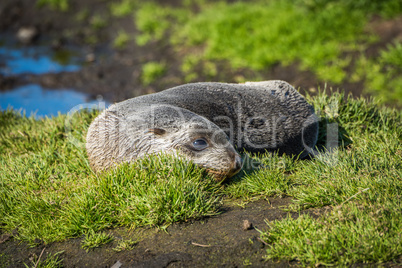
[[0, 41, 107, 118], [0, 46, 81, 75], [0, 84, 106, 118]]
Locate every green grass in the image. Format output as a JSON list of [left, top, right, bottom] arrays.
[[257, 93, 402, 266], [110, 0, 138, 18], [24, 251, 63, 268], [37, 0, 69, 11], [261, 204, 402, 266], [113, 239, 138, 252], [113, 30, 130, 49], [0, 91, 401, 266], [353, 41, 402, 105], [81, 230, 113, 251], [89, 14, 107, 30], [141, 61, 167, 85], [131, 0, 402, 106], [295, 0, 402, 18], [135, 2, 190, 46], [173, 0, 367, 83]]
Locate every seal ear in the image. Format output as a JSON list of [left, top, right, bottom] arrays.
[[146, 128, 167, 136]]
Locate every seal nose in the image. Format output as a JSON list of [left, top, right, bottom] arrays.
[[235, 155, 243, 171], [224, 150, 243, 178]]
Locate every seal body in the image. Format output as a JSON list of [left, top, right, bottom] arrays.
[[86, 80, 318, 179]]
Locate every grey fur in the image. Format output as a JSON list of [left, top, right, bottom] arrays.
[[86, 80, 318, 178]]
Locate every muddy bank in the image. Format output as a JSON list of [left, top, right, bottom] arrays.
[[0, 198, 332, 267]]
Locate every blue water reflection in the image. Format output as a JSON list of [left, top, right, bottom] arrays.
[[0, 47, 81, 75], [0, 84, 108, 118]]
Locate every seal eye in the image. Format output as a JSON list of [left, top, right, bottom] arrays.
[[192, 138, 209, 151]]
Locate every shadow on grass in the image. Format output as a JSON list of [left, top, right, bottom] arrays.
[[315, 115, 352, 152], [227, 116, 353, 186], [217, 116, 352, 206]]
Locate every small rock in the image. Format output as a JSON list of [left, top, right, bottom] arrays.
[[242, 219, 253, 231], [250, 236, 265, 249], [17, 27, 38, 44], [42, 74, 58, 87], [86, 53, 96, 63], [0, 234, 11, 244], [110, 260, 122, 268], [28, 252, 37, 262]]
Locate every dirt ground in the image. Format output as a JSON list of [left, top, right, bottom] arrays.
[[0, 197, 332, 267], [1, 0, 402, 267]]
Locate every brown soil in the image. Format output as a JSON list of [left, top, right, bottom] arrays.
[[0, 198, 331, 267], [1, 0, 401, 267]]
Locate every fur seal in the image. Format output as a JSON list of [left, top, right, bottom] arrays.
[[86, 80, 318, 180]]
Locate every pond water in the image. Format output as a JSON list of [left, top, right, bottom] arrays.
[[0, 46, 80, 75], [0, 43, 108, 118], [0, 84, 104, 118]]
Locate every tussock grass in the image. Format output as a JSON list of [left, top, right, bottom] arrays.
[[37, 0, 69, 11], [24, 251, 64, 268], [257, 93, 402, 266], [141, 61, 167, 85], [81, 230, 113, 251], [0, 109, 220, 244], [261, 203, 402, 266], [222, 153, 296, 199], [0, 91, 401, 266], [353, 42, 402, 105], [113, 30, 130, 49], [113, 239, 138, 252]]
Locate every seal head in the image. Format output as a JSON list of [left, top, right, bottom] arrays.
[[86, 104, 242, 181], [146, 123, 243, 180]]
